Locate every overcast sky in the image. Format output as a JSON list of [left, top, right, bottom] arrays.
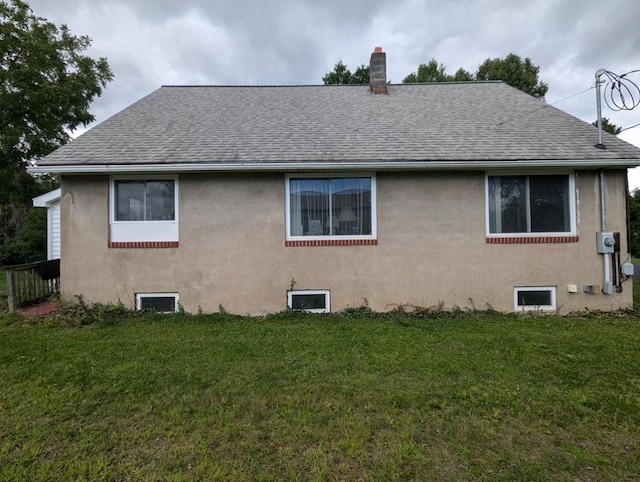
[[26, 0, 640, 188]]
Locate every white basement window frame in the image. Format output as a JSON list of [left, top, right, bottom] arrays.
[[485, 172, 576, 237], [136, 292, 179, 313], [285, 174, 377, 241], [109, 176, 179, 243], [513, 286, 557, 312], [287, 290, 331, 313]]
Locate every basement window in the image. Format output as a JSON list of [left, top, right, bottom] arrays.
[[513, 286, 556, 312], [287, 290, 331, 313], [136, 293, 179, 313]]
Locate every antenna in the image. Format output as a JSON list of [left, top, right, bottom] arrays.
[[595, 69, 606, 148], [594, 68, 640, 148]]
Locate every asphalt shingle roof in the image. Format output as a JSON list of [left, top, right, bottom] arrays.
[[36, 82, 640, 168]]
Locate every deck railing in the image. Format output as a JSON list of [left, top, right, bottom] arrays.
[[4, 259, 60, 312]]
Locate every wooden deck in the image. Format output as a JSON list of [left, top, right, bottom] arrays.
[[4, 260, 60, 312], [20, 300, 59, 316]]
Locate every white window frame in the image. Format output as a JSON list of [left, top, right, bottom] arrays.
[[285, 174, 377, 241], [136, 292, 179, 313], [513, 286, 557, 312], [485, 172, 576, 237], [110, 175, 179, 243], [287, 289, 331, 313]]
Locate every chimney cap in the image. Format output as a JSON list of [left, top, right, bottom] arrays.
[[373, 46, 383, 53]]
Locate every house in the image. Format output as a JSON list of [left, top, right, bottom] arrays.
[[28, 48, 640, 314], [32, 188, 61, 260]]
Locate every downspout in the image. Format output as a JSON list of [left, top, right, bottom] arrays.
[[595, 69, 613, 294], [600, 170, 613, 294], [599, 170, 606, 233]]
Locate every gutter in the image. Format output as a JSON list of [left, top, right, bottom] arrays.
[[27, 159, 640, 175]]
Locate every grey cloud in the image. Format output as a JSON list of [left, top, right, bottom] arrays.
[[20, 0, 640, 156]]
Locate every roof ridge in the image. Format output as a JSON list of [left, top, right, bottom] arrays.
[[159, 81, 505, 89]]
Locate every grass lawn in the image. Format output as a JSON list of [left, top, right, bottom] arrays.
[[1, 309, 640, 481]]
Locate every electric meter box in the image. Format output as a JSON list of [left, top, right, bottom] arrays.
[[596, 232, 616, 254]]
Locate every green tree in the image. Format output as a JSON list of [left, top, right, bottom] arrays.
[[404, 59, 448, 83], [403, 59, 473, 83], [0, 0, 113, 205], [475, 53, 548, 98], [403, 53, 547, 99], [323, 60, 351, 85], [322, 60, 369, 85], [591, 117, 622, 135], [629, 189, 640, 258], [351, 64, 370, 84], [0, 0, 112, 264], [0, 205, 45, 265], [452, 67, 474, 82]]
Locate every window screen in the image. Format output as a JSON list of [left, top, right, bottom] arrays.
[[488, 175, 571, 234], [287, 290, 330, 313], [516, 290, 552, 307], [137, 294, 177, 313], [290, 293, 327, 310], [115, 180, 175, 221], [289, 177, 372, 237], [514, 287, 556, 311]]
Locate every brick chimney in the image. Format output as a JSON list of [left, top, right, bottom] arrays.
[[370, 46, 387, 94]]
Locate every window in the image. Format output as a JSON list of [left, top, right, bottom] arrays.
[[110, 177, 179, 244], [487, 174, 574, 235], [115, 180, 175, 221], [136, 293, 179, 313], [514, 286, 556, 312], [286, 175, 376, 240], [287, 290, 331, 313]]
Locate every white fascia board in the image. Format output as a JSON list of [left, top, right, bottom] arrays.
[[32, 188, 61, 207], [27, 159, 640, 175]]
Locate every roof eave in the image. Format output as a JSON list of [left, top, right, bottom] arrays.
[[27, 159, 640, 175], [32, 188, 62, 206]]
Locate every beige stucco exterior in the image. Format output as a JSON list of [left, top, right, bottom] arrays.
[[60, 169, 633, 314]]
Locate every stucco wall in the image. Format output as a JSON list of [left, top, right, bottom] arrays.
[[60, 170, 633, 314]]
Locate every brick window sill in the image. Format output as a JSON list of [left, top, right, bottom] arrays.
[[108, 241, 179, 248], [486, 236, 578, 244], [285, 239, 378, 247]]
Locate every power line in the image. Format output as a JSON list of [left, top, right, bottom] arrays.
[[491, 86, 594, 129], [620, 121, 640, 133], [548, 86, 596, 107], [491, 69, 640, 130]]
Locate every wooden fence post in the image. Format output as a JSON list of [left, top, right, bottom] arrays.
[[6, 268, 14, 312]]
